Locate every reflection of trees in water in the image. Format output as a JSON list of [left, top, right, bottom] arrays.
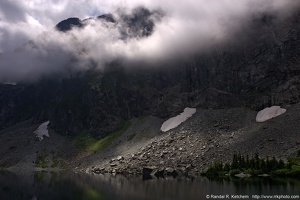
[[0, 171, 82, 200], [208, 176, 300, 195], [0, 171, 31, 200], [1, 172, 300, 200]]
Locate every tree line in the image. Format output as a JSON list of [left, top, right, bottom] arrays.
[[203, 152, 300, 177]]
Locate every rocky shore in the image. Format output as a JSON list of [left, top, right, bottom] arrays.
[[83, 103, 300, 178]]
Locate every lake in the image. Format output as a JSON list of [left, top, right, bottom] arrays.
[[0, 170, 299, 200]]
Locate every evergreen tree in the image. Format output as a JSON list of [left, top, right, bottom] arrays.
[[270, 156, 278, 171], [266, 156, 271, 172], [246, 155, 250, 169], [237, 153, 242, 169], [231, 153, 238, 169], [224, 163, 231, 172], [261, 160, 267, 173], [250, 157, 255, 169], [241, 155, 245, 169], [254, 153, 260, 170], [278, 159, 285, 169]]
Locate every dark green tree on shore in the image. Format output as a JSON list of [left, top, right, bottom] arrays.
[[203, 151, 300, 177]]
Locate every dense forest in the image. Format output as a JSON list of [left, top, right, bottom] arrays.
[[203, 151, 300, 177]]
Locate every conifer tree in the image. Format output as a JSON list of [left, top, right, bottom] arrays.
[[255, 153, 260, 169], [278, 159, 285, 169]]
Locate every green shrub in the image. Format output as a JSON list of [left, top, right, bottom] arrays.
[[75, 130, 97, 149], [35, 155, 47, 168], [51, 156, 59, 168], [286, 165, 300, 177], [88, 121, 131, 153], [288, 157, 300, 166], [273, 169, 289, 176]]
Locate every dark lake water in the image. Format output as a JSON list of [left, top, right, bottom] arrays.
[[0, 170, 299, 200]]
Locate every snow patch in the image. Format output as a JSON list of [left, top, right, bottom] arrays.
[[161, 108, 196, 132], [3, 82, 17, 85], [256, 106, 286, 122], [33, 121, 50, 141]]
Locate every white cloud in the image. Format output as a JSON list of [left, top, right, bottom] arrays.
[[0, 0, 299, 82]]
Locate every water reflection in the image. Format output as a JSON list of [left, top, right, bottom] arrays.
[[0, 170, 299, 200]]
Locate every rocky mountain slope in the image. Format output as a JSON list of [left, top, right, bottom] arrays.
[[1, 102, 300, 177], [0, 8, 300, 146]]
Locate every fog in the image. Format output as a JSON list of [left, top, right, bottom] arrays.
[[0, 0, 299, 82]]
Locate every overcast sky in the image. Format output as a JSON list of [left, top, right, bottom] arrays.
[[0, 0, 299, 82]]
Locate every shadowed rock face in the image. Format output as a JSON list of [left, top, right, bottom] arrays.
[[97, 14, 115, 23], [55, 18, 82, 32], [1, 10, 300, 137], [119, 7, 159, 38]]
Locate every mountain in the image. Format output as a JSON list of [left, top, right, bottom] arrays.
[[56, 17, 83, 32], [55, 7, 160, 38], [0, 8, 300, 139]]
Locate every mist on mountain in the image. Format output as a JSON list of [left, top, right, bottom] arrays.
[[1, 0, 300, 136], [0, 0, 299, 83]]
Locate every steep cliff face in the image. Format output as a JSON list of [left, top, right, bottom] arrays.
[[178, 11, 300, 110], [1, 10, 300, 137]]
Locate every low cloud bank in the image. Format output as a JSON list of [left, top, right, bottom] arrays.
[[0, 0, 299, 82]]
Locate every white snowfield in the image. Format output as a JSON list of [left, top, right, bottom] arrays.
[[161, 108, 196, 132], [256, 106, 286, 122], [33, 121, 50, 141]]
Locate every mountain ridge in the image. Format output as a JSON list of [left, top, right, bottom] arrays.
[[0, 8, 300, 138]]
